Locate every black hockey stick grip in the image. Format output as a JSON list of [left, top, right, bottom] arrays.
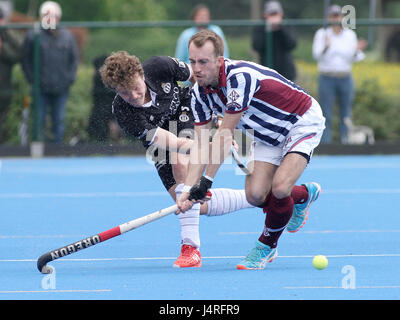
[[37, 233, 104, 274]]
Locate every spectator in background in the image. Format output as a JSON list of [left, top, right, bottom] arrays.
[[87, 55, 120, 143], [175, 3, 229, 64], [312, 4, 367, 144], [385, 29, 400, 62], [22, 1, 79, 144], [0, 7, 24, 142], [251, 1, 297, 81]]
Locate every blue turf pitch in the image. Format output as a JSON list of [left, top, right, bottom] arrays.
[[0, 154, 400, 300]]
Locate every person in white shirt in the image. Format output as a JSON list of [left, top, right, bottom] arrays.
[[312, 4, 367, 144]]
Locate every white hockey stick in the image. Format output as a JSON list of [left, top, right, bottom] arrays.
[[231, 144, 250, 175], [214, 117, 250, 175]]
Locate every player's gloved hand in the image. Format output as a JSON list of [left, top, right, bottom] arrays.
[[189, 176, 213, 201]]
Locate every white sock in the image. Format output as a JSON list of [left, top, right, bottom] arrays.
[[206, 188, 254, 217], [175, 183, 200, 248]]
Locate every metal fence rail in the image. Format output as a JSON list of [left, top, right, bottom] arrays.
[[1, 18, 400, 148], [2, 18, 400, 29]]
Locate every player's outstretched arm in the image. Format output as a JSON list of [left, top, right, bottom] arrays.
[[151, 127, 193, 154], [205, 112, 243, 179], [176, 123, 211, 212]]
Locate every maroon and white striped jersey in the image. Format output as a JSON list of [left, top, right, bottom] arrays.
[[191, 59, 313, 146]]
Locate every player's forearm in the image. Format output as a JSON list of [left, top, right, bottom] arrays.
[[205, 128, 232, 179], [184, 162, 207, 188], [184, 129, 208, 186], [152, 128, 192, 154], [183, 124, 210, 186]]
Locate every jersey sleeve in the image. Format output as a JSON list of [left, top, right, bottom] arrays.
[[190, 85, 213, 125], [225, 71, 257, 114], [112, 95, 158, 148], [143, 56, 191, 83]]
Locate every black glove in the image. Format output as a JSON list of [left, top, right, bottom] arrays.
[[189, 176, 213, 201]]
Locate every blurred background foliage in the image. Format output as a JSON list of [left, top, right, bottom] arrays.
[[15, 0, 400, 21], [2, 0, 400, 145]]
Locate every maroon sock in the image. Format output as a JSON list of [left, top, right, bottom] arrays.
[[261, 186, 307, 209], [258, 194, 294, 248], [259, 191, 272, 210], [291, 185, 308, 204]]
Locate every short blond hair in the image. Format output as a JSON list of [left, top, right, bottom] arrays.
[[100, 51, 144, 91], [188, 29, 224, 57]]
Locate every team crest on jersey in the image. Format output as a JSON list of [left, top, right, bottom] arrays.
[[228, 90, 240, 102], [227, 90, 242, 112], [162, 82, 171, 94], [179, 112, 190, 122]]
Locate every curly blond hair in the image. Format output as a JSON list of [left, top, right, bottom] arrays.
[[100, 51, 144, 91]]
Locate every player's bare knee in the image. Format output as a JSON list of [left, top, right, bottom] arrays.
[[271, 180, 292, 199], [245, 189, 267, 207]]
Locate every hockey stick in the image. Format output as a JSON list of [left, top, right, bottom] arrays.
[[37, 204, 178, 274], [18, 96, 30, 146], [231, 144, 250, 175], [214, 117, 250, 175]]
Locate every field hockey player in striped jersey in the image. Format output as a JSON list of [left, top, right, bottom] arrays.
[[177, 30, 326, 270], [100, 51, 254, 268]]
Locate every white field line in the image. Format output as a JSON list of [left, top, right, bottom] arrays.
[[0, 234, 86, 239], [1, 158, 400, 173], [308, 162, 400, 169], [284, 285, 400, 290], [0, 191, 168, 199], [0, 188, 400, 199], [1, 253, 400, 263], [323, 188, 400, 194], [219, 229, 400, 235], [2, 229, 400, 240], [0, 163, 235, 175], [0, 289, 111, 294]]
